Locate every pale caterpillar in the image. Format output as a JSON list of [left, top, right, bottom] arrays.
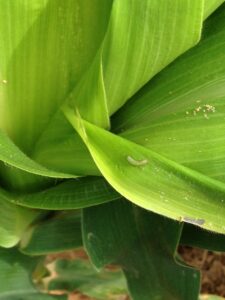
[[127, 155, 149, 166]]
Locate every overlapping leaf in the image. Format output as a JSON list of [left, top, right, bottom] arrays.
[[83, 200, 200, 300], [7, 177, 119, 210], [33, 0, 206, 177], [0, 1, 225, 298], [64, 107, 225, 233], [113, 4, 225, 185], [0, 0, 113, 185], [0, 0, 112, 152], [0, 188, 40, 248], [20, 212, 82, 255], [0, 129, 75, 192], [63, 3, 225, 233], [0, 247, 66, 299]]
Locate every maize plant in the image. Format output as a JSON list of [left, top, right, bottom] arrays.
[[1, 1, 225, 299]]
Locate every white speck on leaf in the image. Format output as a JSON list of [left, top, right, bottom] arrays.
[[182, 216, 205, 226], [87, 232, 94, 241]]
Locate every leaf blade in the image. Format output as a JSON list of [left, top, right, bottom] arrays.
[[83, 200, 200, 300]]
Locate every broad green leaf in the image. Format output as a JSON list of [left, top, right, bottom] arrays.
[[0, 0, 112, 184], [100, 0, 204, 115], [32, 0, 205, 177], [181, 224, 225, 252], [20, 212, 82, 255], [0, 247, 66, 299], [0, 0, 112, 153], [60, 0, 205, 127], [83, 200, 200, 300], [64, 107, 225, 234], [47, 258, 127, 300], [112, 4, 225, 185], [7, 177, 119, 210], [0, 188, 40, 247]]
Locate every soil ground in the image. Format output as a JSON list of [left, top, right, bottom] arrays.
[[179, 246, 225, 297]]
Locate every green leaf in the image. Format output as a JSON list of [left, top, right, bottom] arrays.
[[20, 212, 82, 255], [32, 111, 100, 177], [47, 258, 127, 300], [181, 224, 225, 252], [0, 0, 112, 153], [64, 107, 225, 234], [112, 4, 225, 186], [0, 1, 112, 183], [203, 0, 225, 18], [7, 177, 120, 210], [0, 187, 40, 248], [0, 130, 75, 178], [0, 129, 75, 192], [0, 247, 66, 299], [100, 0, 204, 115], [83, 200, 200, 300], [32, 0, 205, 178], [67, 0, 205, 121]]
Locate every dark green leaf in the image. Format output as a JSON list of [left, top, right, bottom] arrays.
[[8, 177, 120, 210], [83, 200, 200, 300], [0, 247, 66, 299], [181, 224, 225, 252], [20, 212, 82, 255]]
